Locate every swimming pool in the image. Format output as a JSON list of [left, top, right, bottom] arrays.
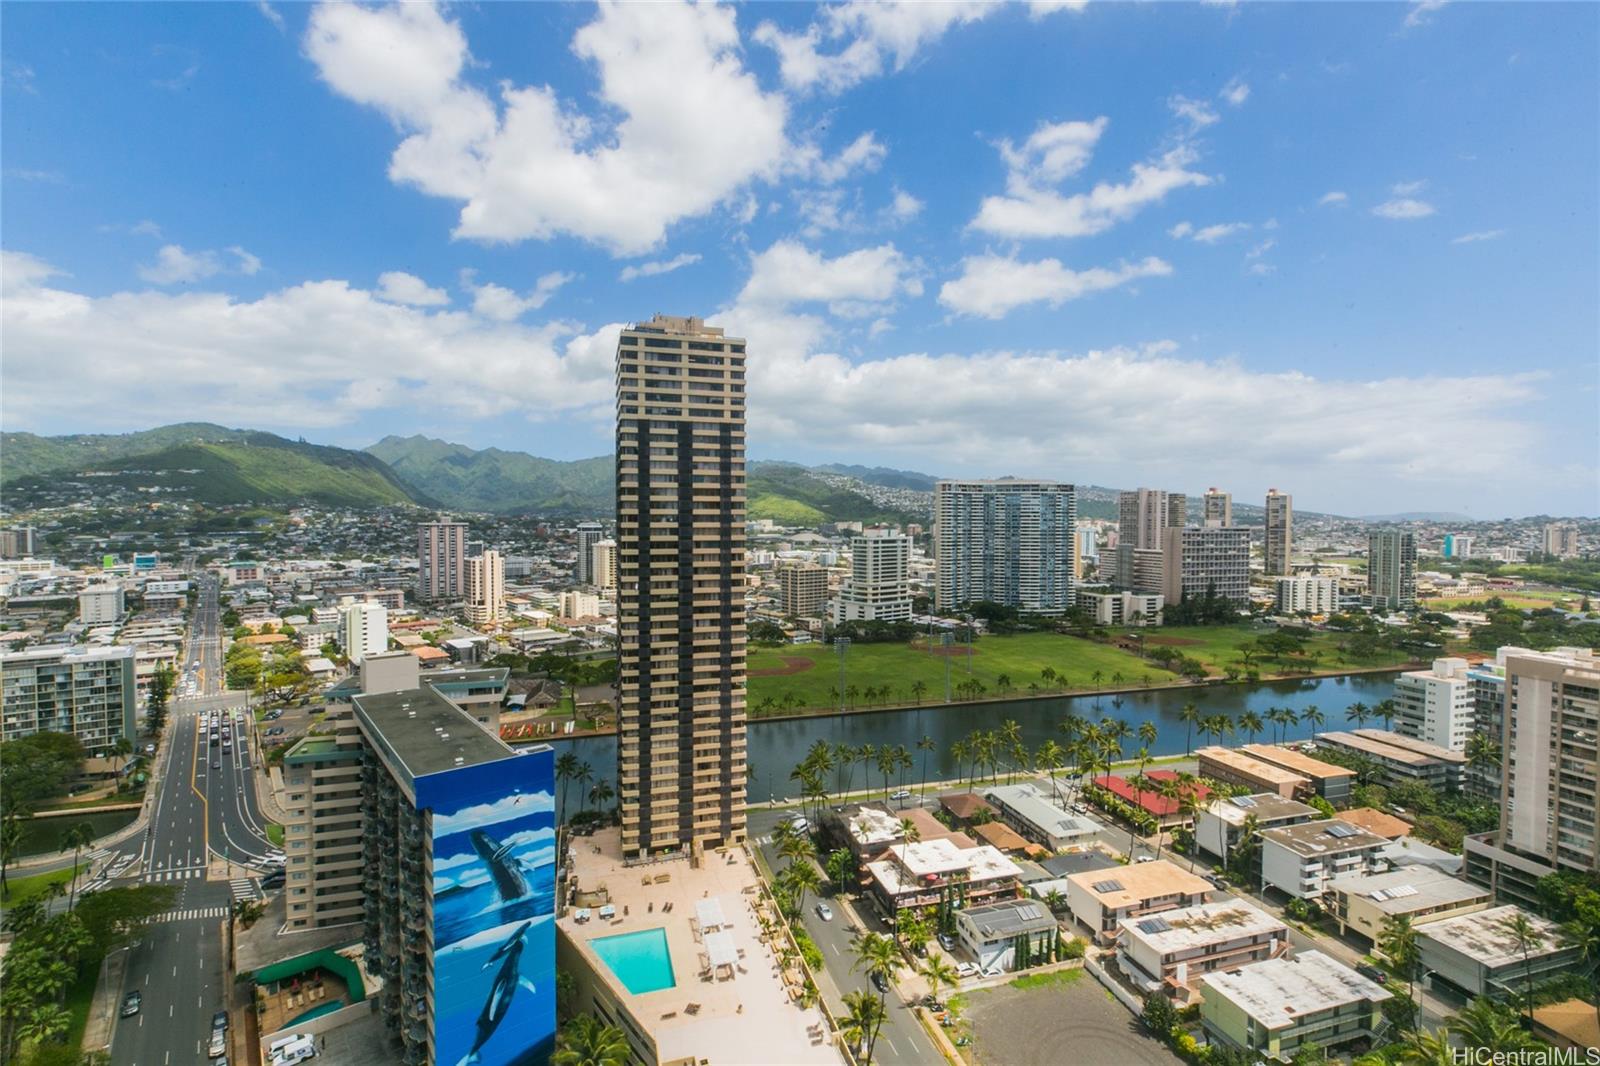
[[591, 928, 676, 995]]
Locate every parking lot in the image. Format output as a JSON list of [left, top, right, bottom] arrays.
[[961, 972, 1181, 1066]]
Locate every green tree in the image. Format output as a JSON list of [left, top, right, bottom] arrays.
[[145, 663, 174, 735], [1500, 911, 1545, 1029], [825, 848, 854, 895], [840, 989, 886, 1062], [555, 751, 580, 822], [552, 1013, 630, 1066], [1238, 710, 1264, 745], [1447, 997, 1539, 1055], [73, 884, 178, 957], [1301, 703, 1325, 740], [60, 823, 96, 913], [1179, 702, 1200, 756], [0, 815, 26, 897], [1378, 914, 1420, 1014], [918, 953, 958, 1007]]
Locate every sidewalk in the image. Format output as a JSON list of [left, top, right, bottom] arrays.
[[79, 943, 129, 1056]]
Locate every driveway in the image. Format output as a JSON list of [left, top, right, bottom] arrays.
[[962, 973, 1181, 1066]]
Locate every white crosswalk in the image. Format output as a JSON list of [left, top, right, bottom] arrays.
[[143, 867, 205, 883], [230, 878, 260, 903], [151, 906, 231, 924]]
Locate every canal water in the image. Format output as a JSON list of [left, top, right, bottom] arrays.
[[539, 671, 1401, 804]]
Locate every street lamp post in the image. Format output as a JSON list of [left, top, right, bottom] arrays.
[[941, 632, 954, 702], [835, 637, 851, 713]]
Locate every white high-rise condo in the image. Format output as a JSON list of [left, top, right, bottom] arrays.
[[1367, 530, 1417, 609], [464, 549, 505, 625], [417, 519, 467, 602], [1264, 490, 1292, 576], [340, 601, 388, 664], [575, 522, 605, 584], [1392, 657, 1475, 752], [615, 315, 747, 862], [833, 531, 913, 622], [935, 480, 1076, 614]]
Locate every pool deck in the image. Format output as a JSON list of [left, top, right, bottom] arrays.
[[561, 828, 839, 1065]]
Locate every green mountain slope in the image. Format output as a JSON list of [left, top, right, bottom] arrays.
[[747, 461, 926, 526], [4, 432, 424, 508], [366, 435, 612, 515], [1, 422, 249, 482]]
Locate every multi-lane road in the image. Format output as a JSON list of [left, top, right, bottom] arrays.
[[93, 573, 279, 1066]]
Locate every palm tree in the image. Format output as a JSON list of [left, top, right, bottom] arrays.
[[949, 739, 971, 790], [1379, 914, 1420, 1006], [1301, 703, 1325, 740], [0, 814, 26, 898], [555, 751, 581, 822], [1501, 911, 1545, 1028], [910, 680, 928, 705], [1374, 699, 1397, 730], [1346, 701, 1370, 730], [785, 860, 822, 915], [18, 1003, 72, 1047], [876, 745, 898, 800], [1448, 998, 1539, 1054], [916, 735, 936, 797], [1137, 719, 1157, 751], [918, 954, 959, 1007], [574, 760, 594, 815], [996, 673, 1012, 694], [853, 931, 902, 1008], [840, 990, 886, 1062], [1035, 740, 1064, 800], [1238, 710, 1264, 745], [1466, 732, 1502, 784], [1394, 1028, 1456, 1066], [111, 736, 135, 778], [1179, 702, 1200, 755], [587, 780, 615, 818], [553, 1013, 630, 1066], [61, 822, 95, 912], [1563, 912, 1600, 1036]]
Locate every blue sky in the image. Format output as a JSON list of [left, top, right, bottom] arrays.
[[3, 1, 1595, 517]]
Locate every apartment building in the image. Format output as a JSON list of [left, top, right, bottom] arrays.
[[834, 531, 913, 623], [1078, 590, 1163, 626], [1315, 729, 1465, 790], [575, 522, 605, 584], [1543, 522, 1580, 559], [355, 686, 556, 1066], [1200, 951, 1390, 1062], [955, 899, 1059, 973], [79, 584, 125, 624], [1162, 525, 1252, 608], [1239, 744, 1355, 806], [1326, 866, 1492, 944], [464, 548, 505, 626], [1259, 820, 1390, 899], [1065, 859, 1212, 944], [559, 591, 600, 620], [1442, 533, 1474, 560], [864, 838, 1022, 919], [339, 601, 388, 665], [1116, 899, 1288, 1001], [614, 314, 747, 861], [1194, 793, 1320, 865], [934, 479, 1076, 614], [1, 644, 136, 749], [1264, 489, 1293, 576], [417, 520, 468, 602], [590, 539, 618, 590], [982, 782, 1098, 850], [0, 526, 37, 558], [1417, 905, 1581, 999], [1392, 657, 1475, 752], [1196, 746, 1308, 799], [1117, 488, 1185, 593], [1274, 576, 1336, 615], [1202, 488, 1232, 527], [777, 564, 827, 618], [1367, 530, 1417, 609]]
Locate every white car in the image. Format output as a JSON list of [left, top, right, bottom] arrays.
[[955, 962, 977, 978], [815, 902, 834, 921], [889, 789, 911, 801]]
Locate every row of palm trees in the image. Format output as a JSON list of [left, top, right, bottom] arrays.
[[554, 752, 615, 822]]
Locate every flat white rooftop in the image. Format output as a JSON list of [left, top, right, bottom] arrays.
[[1119, 899, 1285, 954], [1199, 950, 1390, 1029], [1329, 866, 1489, 916], [1417, 905, 1566, 968]]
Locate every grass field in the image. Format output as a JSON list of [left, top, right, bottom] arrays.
[[1420, 589, 1582, 611], [0, 862, 85, 905], [267, 823, 285, 847], [746, 624, 1415, 714]]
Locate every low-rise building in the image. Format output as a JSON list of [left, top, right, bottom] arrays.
[[1314, 729, 1465, 791], [1091, 769, 1211, 828], [1116, 899, 1288, 1002], [983, 783, 1099, 851], [1258, 820, 1389, 900], [1199, 951, 1391, 1062], [1196, 747, 1308, 799], [1416, 905, 1582, 999], [79, 583, 125, 624], [1065, 859, 1212, 944], [1194, 793, 1320, 865], [1078, 590, 1163, 627], [1239, 744, 1355, 806], [1326, 866, 1493, 943], [1336, 807, 1411, 840], [825, 804, 904, 865], [1274, 576, 1336, 615], [864, 839, 1022, 920], [954, 898, 1059, 973]]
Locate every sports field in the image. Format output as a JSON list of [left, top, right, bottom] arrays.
[[746, 624, 1415, 714], [1419, 589, 1582, 611]]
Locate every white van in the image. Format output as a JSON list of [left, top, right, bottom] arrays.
[[266, 1034, 307, 1057], [269, 1035, 316, 1064]]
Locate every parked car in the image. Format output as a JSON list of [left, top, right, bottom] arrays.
[[955, 962, 977, 978], [889, 789, 911, 801], [144, 743, 157, 754], [121, 992, 142, 1017], [937, 933, 957, 951], [870, 972, 888, 993], [213, 1009, 230, 1032], [208, 1029, 227, 1059], [1356, 964, 1388, 985], [1135, 855, 1155, 863], [815, 902, 833, 921]]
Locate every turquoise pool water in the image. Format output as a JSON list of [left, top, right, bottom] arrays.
[[591, 928, 676, 995]]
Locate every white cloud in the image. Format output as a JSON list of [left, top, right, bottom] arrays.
[[1391, 179, 1428, 196], [5, 168, 65, 183], [256, 1, 285, 31], [1372, 198, 1436, 220], [467, 271, 575, 321], [2, 252, 620, 432], [889, 189, 924, 221], [1170, 221, 1251, 244], [229, 247, 262, 276], [735, 240, 919, 315], [138, 245, 223, 285], [1405, 0, 1447, 28], [1247, 261, 1276, 277], [1168, 95, 1219, 129], [376, 271, 449, 306], [305, 1, 789, 255], [1168, 221, 1193, 239], [619, 253, 702, 282], [998, 117, 1109, 189], [938, 254, 1172, 319], [972, 143, 1212, 240], [1029, 0, 1089, 14], [1318, 191, 1349, 207], [753, 1, 994, 94], [1451, 229, 1506, 244], [1220, 78, 1250, 106], [804, 132, 888, 184], [131, 220, 163, 237], [1245, 238, 1276, 260]]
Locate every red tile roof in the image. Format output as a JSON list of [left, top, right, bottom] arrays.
[[1092, 770, 1211, 817]]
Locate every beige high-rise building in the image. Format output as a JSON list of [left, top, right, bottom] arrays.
[[834, 532, 914, 622], [1203, 488, 1232, 527], [778, 563, 827, 618], [615, 315, 747, 862], [591, 539, 619, 590], [417, 519, 467, 601], [1117, 488, 1184, 592], [1543, 522, 1581, 559], [463, 548, 504, 626], [1264, 489, 1293, 576]]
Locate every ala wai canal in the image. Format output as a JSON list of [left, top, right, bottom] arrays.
[[539, 671, 1401, 804]]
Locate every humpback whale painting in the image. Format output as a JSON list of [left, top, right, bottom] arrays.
[[422, 747, 556, 1066]]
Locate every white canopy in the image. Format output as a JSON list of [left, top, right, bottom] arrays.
[[704, 930, 738, 970], [695, 896, 728, 932]]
